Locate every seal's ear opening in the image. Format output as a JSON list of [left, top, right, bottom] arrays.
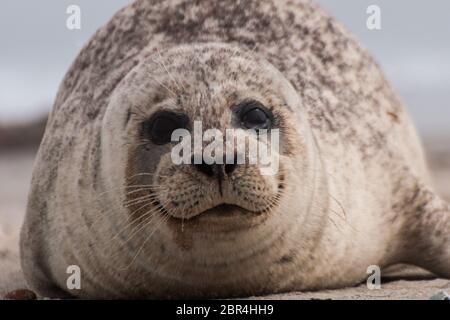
[[402, 184, 450, 279]]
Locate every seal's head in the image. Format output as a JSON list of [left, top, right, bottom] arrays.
[[99, 43, 327, 296]]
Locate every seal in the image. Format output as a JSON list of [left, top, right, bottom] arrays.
[[20, 0, 450, 299]]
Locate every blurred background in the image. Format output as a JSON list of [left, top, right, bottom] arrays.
[[0, 0, 449, 233]]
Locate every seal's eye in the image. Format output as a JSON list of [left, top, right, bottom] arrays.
[[238, 100, 273, 130], [145, 111, 189, 145]]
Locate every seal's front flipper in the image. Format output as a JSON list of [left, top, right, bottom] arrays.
[[401, 183, 450, 279]]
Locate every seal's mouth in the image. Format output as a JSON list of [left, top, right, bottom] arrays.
[[198, 203, 251, 216], [150, 183, 284, 221], [158, 196, 273, 222], [141, 190, 278, 232], [165, 201, 271, 232], [142, 170, 284, 223], [165, 203, 255, 221], [142, 172, 285, 221]]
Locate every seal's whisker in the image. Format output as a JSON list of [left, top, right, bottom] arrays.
[[85, 185, 171, 239], [111, 202, 157, 234], [123, 195, 159, 208], [96, 183, 165, 197], [125, 186, 167, 201], [328, 193, 347, 221], [123, 191, 171, 208], [145, 71, 178, 98], [179, 201, 191, 233], [119, 200, 171, 242], [155, 48, 187, 92], [128, 172, 166, 179], [118, 203, 172, 270], [123, 187, 166, 197], [299, 181, 349, 224], [105, 193, 171, 247], [112, 204, 165, 245], [89, 187, 163, 206]]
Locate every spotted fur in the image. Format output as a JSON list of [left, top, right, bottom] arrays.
[[20, 0, 450, 299]]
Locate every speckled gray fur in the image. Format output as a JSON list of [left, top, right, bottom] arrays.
[[20, 0, 450, 299]]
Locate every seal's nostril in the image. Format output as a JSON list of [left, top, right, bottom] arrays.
[[192, 154, 238, 177], [224, 163, 237, 175], [195, 162, 215, 177], [192, 155, 216, 177], [224, 152, 238, 175]]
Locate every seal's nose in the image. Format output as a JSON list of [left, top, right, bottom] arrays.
[[194, 161, 216, 177], [192, 155, 238, 178], [193, 162, 237, 177]]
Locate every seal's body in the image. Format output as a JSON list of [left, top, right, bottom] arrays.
[[21, 0, 450, 298]]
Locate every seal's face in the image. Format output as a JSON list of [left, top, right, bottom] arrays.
[[101, 44, 322, 293], [106, 44, 311, 220]]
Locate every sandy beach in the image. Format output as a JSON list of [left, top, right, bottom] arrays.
[[0, 150, 35, 293], [1, 137, 449, 299]]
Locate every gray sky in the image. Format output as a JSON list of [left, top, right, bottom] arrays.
[[0, 0, 131, 121], [1, 0, 449, 135]]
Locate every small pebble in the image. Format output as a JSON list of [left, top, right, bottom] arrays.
[[2, 289, 37, 300], [430, 290, 450, 300]]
